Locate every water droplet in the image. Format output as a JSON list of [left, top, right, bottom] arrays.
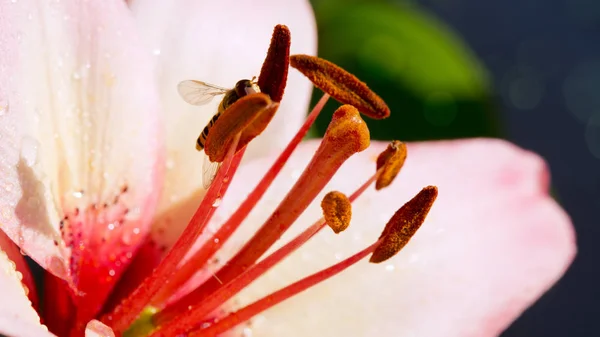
[[212, 198, 222, 207], [72, 190, 84, 198], [107, 223, 115, 231], [132, 227, 140, 235], [152, 48, 161, 56], [213, 238, 220, 244], [242, 327, 253, 337], [108, 269, 115, 276], [20, 136, 39, 167]]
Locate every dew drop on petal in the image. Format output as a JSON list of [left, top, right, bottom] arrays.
[[108, 269, 115, 277], [212, 198, 222, 207]]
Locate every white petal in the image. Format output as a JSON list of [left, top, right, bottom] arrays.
[[0, 247, 54, 337], [129, 0, 317, 247], [207, 139, 574, 337], [0, 0, 163, 278]]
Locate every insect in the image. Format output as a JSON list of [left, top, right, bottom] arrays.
[[177, 78, 260, 188]]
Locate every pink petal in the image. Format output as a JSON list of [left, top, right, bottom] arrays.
[[0, 245, 54, 337], [0, 0, 164, 280], [128, 0, 316, 248], [207, 138, 575, 337]]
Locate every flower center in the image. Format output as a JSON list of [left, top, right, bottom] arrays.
[[40, 25, 438, 337]]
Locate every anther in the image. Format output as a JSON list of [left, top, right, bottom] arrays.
[[233, 25, 292, 155], [370, 186, 438, 263], [376, 140, 407, 190], [321, 191, 352, 234], [204, 93, 277, 162], [257, 24, 291, 102], [290, 54, 390, 119]]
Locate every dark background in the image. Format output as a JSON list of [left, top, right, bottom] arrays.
[[309, 0, 599, 335]]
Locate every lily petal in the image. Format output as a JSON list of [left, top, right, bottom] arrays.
[[0, 245, 54, 337], [209, 138, 575, 337], [128, 0, 317, 248], [0, 0, 163, 283]]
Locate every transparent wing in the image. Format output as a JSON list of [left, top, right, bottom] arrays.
[[202, 155, 222, 189], [177, 80, 229, 106]]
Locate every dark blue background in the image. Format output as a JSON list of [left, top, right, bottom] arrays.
[[417, 0, 600, 335]]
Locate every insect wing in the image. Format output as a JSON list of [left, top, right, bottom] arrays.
[[202, 156, 222, 189], [178, 80, 229, 106]]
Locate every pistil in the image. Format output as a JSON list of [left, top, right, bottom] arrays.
[[149, 93, 330, 307], [155, 105, 370, 318]]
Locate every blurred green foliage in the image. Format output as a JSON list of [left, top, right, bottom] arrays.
[[308, 0, 502, 141]]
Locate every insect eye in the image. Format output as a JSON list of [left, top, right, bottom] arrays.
[[234, 80, 251, 97]]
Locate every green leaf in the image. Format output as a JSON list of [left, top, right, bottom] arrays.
[[308, 0, 501, 141]]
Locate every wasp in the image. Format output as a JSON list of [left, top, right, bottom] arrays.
[[177, 78, 260, 188]]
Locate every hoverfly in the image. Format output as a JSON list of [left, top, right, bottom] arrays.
[[177, 78, 260, 188]]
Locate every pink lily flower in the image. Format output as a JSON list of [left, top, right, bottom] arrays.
[[0, 0, 575, 337]]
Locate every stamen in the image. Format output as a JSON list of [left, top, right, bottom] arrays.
[[103, 134, 243, 334], [185, 186, 438, 336], [149, 94, 330, 307], [376, 140, 407, 190], [370, 186, 438, 263], [257, 24, 291, 102], [290, 54, 390, 119], [321, 191, 352, 234], [149, 168, 379, 336], [204, 93, 277, 162], [233, 24, 291, 155], [154, 104, 369, 321]]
